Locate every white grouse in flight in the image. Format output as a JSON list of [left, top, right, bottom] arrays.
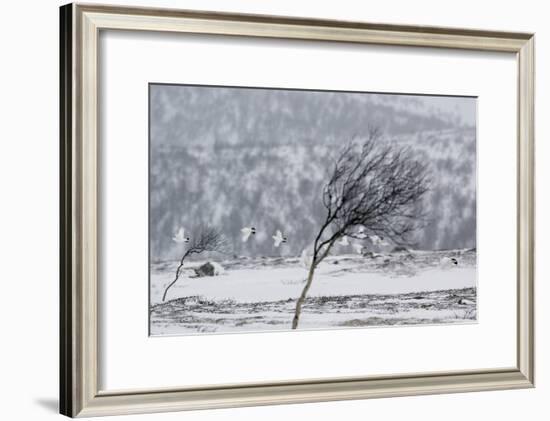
[[352, 243, 363, 254], [172, 227, 190, 244], [272, 230, 287, 247], [355, 227, 368, 239], [369, 235, 391, 248], [241, 226, 257, 242], [338, 236, 350, 246]]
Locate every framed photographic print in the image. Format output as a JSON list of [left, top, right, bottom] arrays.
[[60, 3, 535, 417]]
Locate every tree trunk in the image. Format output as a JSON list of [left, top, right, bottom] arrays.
[[162, 249, 193, 302], [162, 261, 184, 302], [291, 263, 317, 329]]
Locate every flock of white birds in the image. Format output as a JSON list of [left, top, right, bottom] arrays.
[[173, 225, 390, 252], [170, 225, 462, 272]]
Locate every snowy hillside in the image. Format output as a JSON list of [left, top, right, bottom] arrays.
[[150, 85, 476, 260], [150, 128, 476, 260]]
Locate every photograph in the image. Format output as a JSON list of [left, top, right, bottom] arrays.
[[148, 84, 477, 336], [53, 2, 536, 417]]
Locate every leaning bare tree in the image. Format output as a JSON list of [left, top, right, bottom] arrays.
[[162, 225, 227, 302], [291, 129, 431, 329]]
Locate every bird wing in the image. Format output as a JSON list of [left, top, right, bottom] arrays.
[[241, 231, 251, 242], [301, 249, 311, 267], [173, 228, 183, 242], [273, 238, 282, 247], [276, 230, 282, 238]]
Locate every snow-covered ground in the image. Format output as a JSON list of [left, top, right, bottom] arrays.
[[150, 249, 477, 335]]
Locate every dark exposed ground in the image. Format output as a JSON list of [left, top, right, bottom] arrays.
[[150, 287, 476, 334]]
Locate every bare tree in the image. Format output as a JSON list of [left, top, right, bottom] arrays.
[[162, 225, 227, 302], [291, 129, 431, 329]]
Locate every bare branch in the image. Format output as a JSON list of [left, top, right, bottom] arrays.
[[184, 225, 228, 257], [319, 134, 431, 250], [162, 225, 227, 302], [292, 130, 432, 329]]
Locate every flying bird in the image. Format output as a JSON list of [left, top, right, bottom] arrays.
[[352, 243, 363, 254], [172, 227, 190, 244], [369, 235, 391, 248], [272, 230, 287, 248], [300, 248, 313, 269], [355, 227, 368, 239], [241, 226, 256, 242], [441, 257, 459, 269], [338, 236, 350, 246], [457, 297, 474, 305], [369, 235, 382, 245]]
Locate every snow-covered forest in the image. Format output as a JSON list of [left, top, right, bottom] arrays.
[[149, 85, 477, 335]]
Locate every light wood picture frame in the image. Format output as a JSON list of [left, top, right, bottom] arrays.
[[60, 2, 534, 417]]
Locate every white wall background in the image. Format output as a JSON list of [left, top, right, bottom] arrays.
[[0, 0, 546, 420]]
